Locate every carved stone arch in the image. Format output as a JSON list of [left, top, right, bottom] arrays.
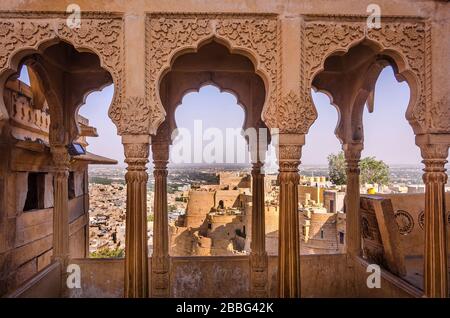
[[0, 12, 125, 137], [145, 14, 280, 135], [302, 16, 429, 141]]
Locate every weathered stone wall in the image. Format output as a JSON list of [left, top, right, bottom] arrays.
[[302, 212, 339, 254], [184, 190, 214, 228], [374, 193, 450, 258], [65, 254, 418, 298], [299, 185, 324, 205], [0, 159, 89, 295]]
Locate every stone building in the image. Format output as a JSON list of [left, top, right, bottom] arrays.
[[0, 73, 116, 295], [169, 172, 249, 256], [0, 0, 449, 299]]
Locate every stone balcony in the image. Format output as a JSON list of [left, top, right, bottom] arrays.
[[5, 79, 97, 145], [8, 192, 448, 298], [6, 253, 421, 298]]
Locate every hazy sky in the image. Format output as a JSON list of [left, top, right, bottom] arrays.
[[20, 65, 422, 166]]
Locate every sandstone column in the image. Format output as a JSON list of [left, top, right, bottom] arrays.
[[151, 141, 170, 297], [417, 137, 449, 298], [343, 143, 363, 257], [123, 135, 150, 298], [51, 145, 70, 266], [277, 134, 303, 298], [250, 145, 268, 297]]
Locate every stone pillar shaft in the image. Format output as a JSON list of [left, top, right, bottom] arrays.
[[123, 140, 150, 298], [151, 141, 170, 297], [277, 143, 302, 298], [420, 143, 448, 298], [51, 145, 70, 264], [343, 143, 363, 257], [250, 161, 268, 297]]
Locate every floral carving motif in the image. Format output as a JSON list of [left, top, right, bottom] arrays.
[[429, 96, 450, 132], [278, 91, 317, 134], [394, 210, 414, 235], [303, 23, 365, 83], [0, 20, 53, 70], [215, 18, 279, 129], [110, 96, 149, 135], [146, 14, 280, 134]]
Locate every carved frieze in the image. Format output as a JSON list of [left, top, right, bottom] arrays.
[[146, 14, 280, 134]]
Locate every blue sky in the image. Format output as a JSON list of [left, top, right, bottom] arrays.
[[20, 65, 421, 166]]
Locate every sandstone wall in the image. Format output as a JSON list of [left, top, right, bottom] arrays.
[[66, 254, 418, 298], [0, 165, 89, 296]]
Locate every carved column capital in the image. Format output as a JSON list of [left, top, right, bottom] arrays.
[[419, 143, 449, 184], [343, 143, 363, 173], [277, 143, 302, 186]]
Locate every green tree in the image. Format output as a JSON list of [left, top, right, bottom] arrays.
[[327, 151, 347, 185], [90, 247, 124, 258], [360, 156, 390, 185], [327, 152, 390, 186]]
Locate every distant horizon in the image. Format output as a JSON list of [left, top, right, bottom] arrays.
[[89, 162, 435, 169]]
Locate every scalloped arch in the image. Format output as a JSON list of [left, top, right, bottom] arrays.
[[306, 29, 423, 140], [0, 15, 124, 137], [146, 15, 279, 135]]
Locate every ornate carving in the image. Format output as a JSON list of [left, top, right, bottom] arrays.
[[278, 144, 302, 161], [0, 13, 124, 136], [418, 211, 425, 230], [124, 143, 149, 175], [367, 22, 428, 131], [429, 96, 450, 132], [50, 145, 70, 170], [278, 91, 316, 134], [302, 22, 365, 83], [394, 210, 414, 235], [0, 20, 53, 70], [56, 18, 125, 133], [344, 143, 363, 174], [302, 17, 430, 133], [419, 143, 449, 184], [146, 14, 280, 134], [110, 96, 149, 135]]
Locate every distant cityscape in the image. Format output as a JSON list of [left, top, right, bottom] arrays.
[[87, 163, 450, 257]]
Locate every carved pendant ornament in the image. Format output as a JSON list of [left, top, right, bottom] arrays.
[[301, 17, 432, 134], [146, 14, 280, 134]]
